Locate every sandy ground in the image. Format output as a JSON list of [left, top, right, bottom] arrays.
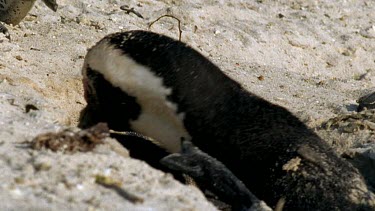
[[1, 0, 375, 210]]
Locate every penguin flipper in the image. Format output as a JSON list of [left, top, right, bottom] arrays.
[[161, 139, 271, 211]]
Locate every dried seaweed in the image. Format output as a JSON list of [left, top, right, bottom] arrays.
[[30, 123, 109, 153]]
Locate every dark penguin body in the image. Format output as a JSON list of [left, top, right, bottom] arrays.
[[80, 30, 375, 210]]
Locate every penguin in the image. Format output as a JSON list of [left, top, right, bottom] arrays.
[[0, 0, 58, 39], [79, 30, 375, 210]]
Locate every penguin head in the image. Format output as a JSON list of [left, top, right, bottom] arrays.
[[80, 31, 192, 153]]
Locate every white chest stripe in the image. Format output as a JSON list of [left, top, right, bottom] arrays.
[[84, 39, 191, 152]]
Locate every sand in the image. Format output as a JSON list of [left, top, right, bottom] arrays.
[[0, 0, 374, 210]]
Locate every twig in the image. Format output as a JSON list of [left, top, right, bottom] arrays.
[[95, 174, 144, 204], [148, 15, 182, 41], [120, 5, 144, 19]]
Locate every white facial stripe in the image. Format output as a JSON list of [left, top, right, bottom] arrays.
[[84, 39, 191, 152]]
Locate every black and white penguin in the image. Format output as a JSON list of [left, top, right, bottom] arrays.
[[79, 30, 375, 210]]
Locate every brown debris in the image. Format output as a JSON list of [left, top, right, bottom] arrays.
[[95, 174, 144, 204], [30, 123, 109, 153], [25, 104, 39, 113], [322, 110, 375, 133], [274, 197, 286, 211], [120, 5, 144, 19], [282, 157, 301, 172]]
